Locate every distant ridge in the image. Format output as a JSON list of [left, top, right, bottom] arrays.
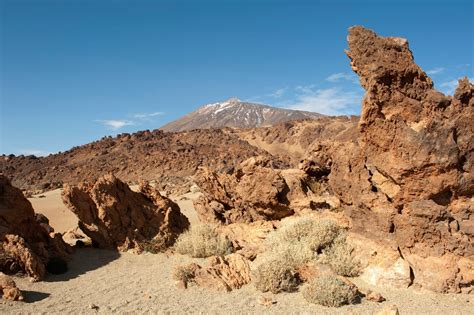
[[160, 98, 324, 132]]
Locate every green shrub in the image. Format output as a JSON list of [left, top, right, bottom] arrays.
[[303, 275, 358, 307], [174, 224, 232, 258]]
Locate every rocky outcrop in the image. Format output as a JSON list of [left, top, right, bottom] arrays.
[[218, 221, 276, 260], [61, 174, 189, 252], [0, 273, 23, 301], [193, 156, 330, 224], [1, 128, 277, 194], [306, 26, 473, 293], [174, 254, 251, 291], [0, 175, 72, 281]]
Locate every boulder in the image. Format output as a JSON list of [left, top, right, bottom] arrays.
[[173, 253, 251, 291], [218, 221, 276, 260], [61, 174, 189, 251], [0, 273, 23, 301], [0, 175, 72, 281]]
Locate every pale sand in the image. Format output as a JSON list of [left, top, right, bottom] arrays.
[[1, 190, 470, 314], [28, 189, 78, 233]]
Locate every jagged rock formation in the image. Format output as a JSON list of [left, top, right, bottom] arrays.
[[0, 175, 72, 281], [160, 98, 323, 132], [234, 116, 358, 165], [174, 253, 251, 291], [307, 26, 473, 293], [193, 156, 333, 224], [0, 128, 278, 194], [0, 273, 23, 301], [218, 221, 277, 260], [61, 174, 189, 251]]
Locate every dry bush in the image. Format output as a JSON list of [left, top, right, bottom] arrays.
[[174, 224, 232, 258], [265, 218, 343, 268], [140, 237, 167, 254], [319, 234, 360, 277], [173, 264, 197, 287], [302, 275, 358, 307], [253, 258, 300, 293]]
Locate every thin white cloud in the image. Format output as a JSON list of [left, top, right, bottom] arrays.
[[439, 77, 474, 95], [20, 149, 51, 157], [426, 67, 445, 75], [295, 84, 317, 94], [133, 112, 164, 119], [326, 72, 358, 84], [269, 87, 288, 98], [287, 87, 361, 116], [96, 119, 134, 130]]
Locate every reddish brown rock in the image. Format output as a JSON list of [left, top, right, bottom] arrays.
[[61, 174, 189, 251], [0, 175, 72, 281], [0, 128, 276, 194], [218, 221, 276, 260], [0, 273, 23, 301], [194, 156, 330, 224], [313, 26, 474, 293], [173, 254, 251, 291]]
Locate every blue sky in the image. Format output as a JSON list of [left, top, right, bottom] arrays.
[[1, 0, 472, 156]]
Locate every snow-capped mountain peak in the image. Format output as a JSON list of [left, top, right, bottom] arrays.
[[160, 98, 323, 132]]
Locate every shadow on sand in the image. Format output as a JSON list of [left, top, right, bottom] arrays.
[[22, 291, 51, 303], [45, 248, 120, 282]]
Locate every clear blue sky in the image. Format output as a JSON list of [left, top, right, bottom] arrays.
[[1, 0, 472, 156]]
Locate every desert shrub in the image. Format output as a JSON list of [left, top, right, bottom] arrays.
[[141, 238, 166, 254], [174, 224, 232, 258], [173, 264, 197, 287], [302, 275, 357, 307], [265, 218, 343, 268], [319, 234, 360, 277], [253, 258, 300, 293]]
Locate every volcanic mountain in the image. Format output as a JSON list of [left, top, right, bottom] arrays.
[[160, 98, 324, 132]]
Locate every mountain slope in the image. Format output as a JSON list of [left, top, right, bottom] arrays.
[[160, 98, 324, 132]]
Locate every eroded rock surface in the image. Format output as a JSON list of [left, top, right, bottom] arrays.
[[0, 175, 72, 280], [62, 174, 189, 251], [193, 156, 328, 224], [0, 273, 23, 301], [313, 26, 474, 293], [174, 254, 251, 291]]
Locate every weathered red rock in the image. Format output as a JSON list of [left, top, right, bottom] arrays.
[[61, 174, 189, 251], [317, 26, 474, 293], [0, 273, 23, 301], [174, 254, 251, 291], [194, 156, 330, 224], [0, 175, 72, 281]]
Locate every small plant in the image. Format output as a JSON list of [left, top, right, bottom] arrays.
[[174, 224, 232, 258], [173, 264, 197, 288], [141, 237, 166, 254], [302, 275, 358, 307], [253, 258, 300, 293]]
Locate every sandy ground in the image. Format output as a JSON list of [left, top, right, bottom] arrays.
[[1, 190, 471, 314], [28, 189, 78, 233]]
